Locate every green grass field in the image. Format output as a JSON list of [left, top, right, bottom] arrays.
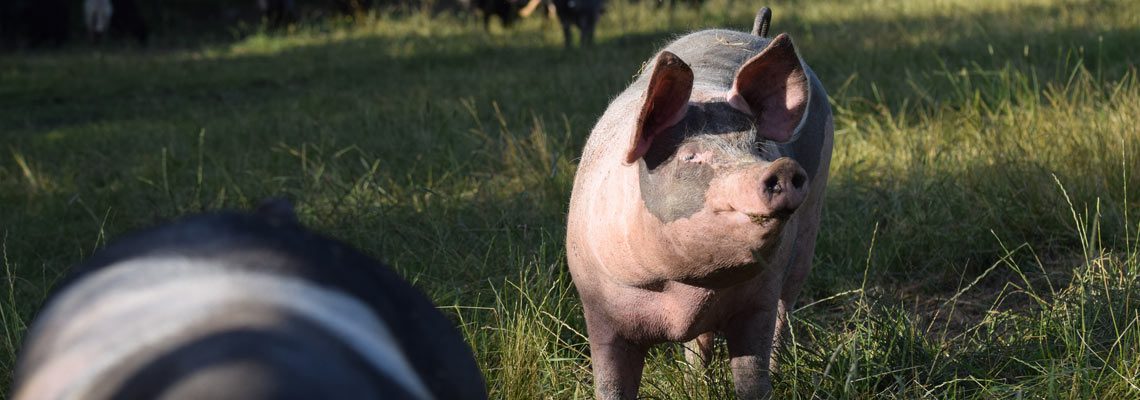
[[2, 0, 1139, 397]]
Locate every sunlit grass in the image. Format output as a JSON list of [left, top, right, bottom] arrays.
[[2, 0, 1138, 397]]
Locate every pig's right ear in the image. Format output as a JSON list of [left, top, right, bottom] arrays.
[[627, 51, 693, 165]]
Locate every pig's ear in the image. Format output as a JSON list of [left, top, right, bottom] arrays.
[[727, 33, 809, 143], [627, 51, 693, 164]]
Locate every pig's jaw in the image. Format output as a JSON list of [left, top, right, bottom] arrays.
[[626, 199, 792, 289]]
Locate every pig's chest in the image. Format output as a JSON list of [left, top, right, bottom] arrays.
[[611, 278, 771, 343]]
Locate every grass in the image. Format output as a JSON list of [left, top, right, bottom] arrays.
[[2, 0, 1139, 397]]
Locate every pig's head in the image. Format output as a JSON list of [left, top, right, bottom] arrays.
[[626, 34, 811, 287]]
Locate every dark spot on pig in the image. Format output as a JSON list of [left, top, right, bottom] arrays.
[[639, 153, 713, 223], [637, 102, 755, 223]]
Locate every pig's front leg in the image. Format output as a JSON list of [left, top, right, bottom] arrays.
[[725, 308, 779, 399], [585, 309, 648, 400], [770, 221, 820, 374], [684, 331, 715, 371]]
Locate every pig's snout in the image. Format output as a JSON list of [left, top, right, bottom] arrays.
[[758, 157, 808, 220]]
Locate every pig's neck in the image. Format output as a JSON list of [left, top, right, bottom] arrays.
[[580, 163, 678, 288], [628, 199, 684, 281], [628, 201, 773, 287], [611, 164, 716, 286]]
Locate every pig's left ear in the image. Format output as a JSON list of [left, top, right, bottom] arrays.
[[627, 51, 693, 164], [727, 33, 809, 143]]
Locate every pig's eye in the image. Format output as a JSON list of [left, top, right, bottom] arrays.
[[683, 154, 697, 162]]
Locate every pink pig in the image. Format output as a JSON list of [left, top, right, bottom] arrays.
[[566, 9, 834, 399]]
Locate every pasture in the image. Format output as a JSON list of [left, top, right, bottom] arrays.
[[2, 0, 1139, 397]]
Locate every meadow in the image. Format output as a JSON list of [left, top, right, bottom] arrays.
[[2, 0, 1139, 397]]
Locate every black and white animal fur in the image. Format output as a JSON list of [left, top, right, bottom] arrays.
[[12, 202, 487, 400]]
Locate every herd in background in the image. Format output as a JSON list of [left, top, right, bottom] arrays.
[[468, 0, 704, 47], [0, 0, 708, 50], [79, 0, 148, 43], [1, 0, 148, 48]]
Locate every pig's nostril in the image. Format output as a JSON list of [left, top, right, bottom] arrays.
[[763, 175, 781, 194], [792, 172, 806, 190]]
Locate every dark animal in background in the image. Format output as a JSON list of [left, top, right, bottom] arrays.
[[565, 8, 832, 399], [518, 0, 555, 19], [15, 0, 71, 47], [12, 201, 488, 400], [551, 0, 603, 47], [84, 0, 113, 42], [628, 0, 702, 10], [0, 2, 13, 47], [335, 0, 374, 16], [109, 0, 148, 44], [470, 0, 525, 30], [257, 0, 297, 27]]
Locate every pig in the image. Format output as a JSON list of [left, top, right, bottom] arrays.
[[12, 200, 487, 400], [565, 7, 832, 399], [551, 0, 603, 47]]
